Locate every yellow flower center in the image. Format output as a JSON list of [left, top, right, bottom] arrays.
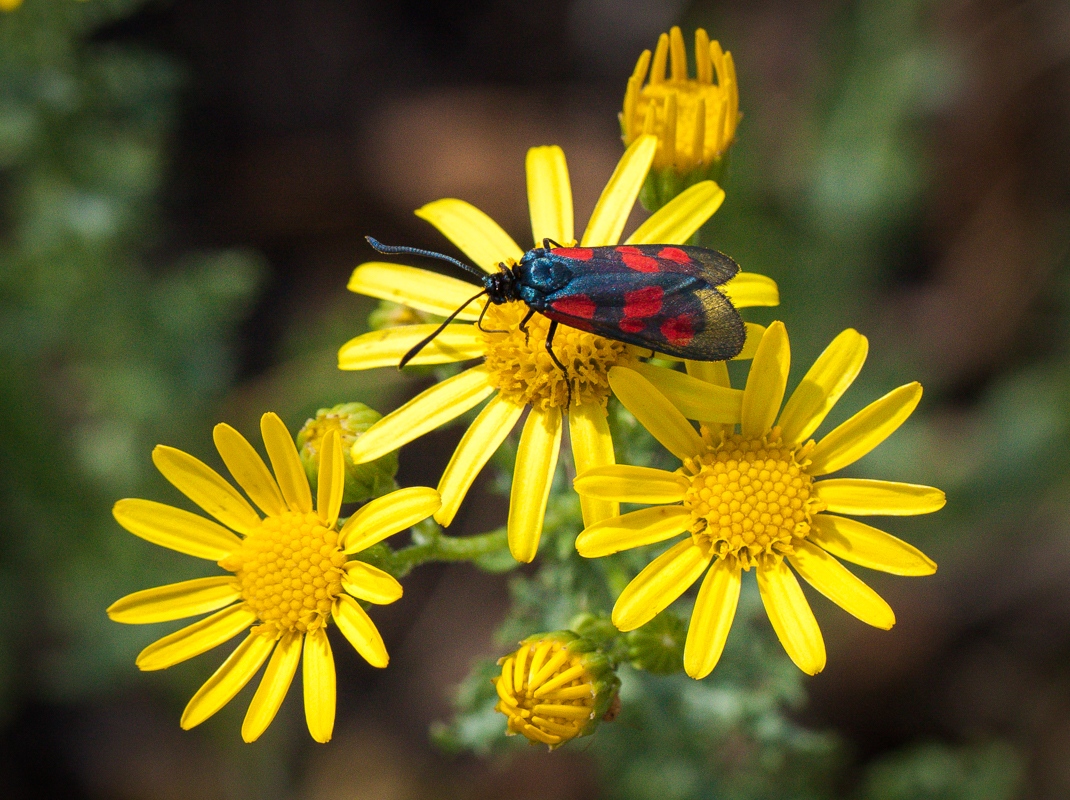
[[480, 300, 635, 411], [681, 428, 823, 570], [219, 510, 347, 636], [494, 639, 595, 747]]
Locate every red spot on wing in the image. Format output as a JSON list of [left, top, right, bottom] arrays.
[[658, 247, 691, 264], [619, 318, 645, 333], [618, 248, 660, 272], [623, 286, 663, 319], [554, 247, 595, 261], [551, 294, 596, 319], [661, 315, 695, 347]]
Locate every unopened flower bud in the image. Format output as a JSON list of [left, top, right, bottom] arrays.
[[621, 26, 741, 211], [493, 631, 620, 750], [625, 612, 686, 675], [297, 403, 398, 503]]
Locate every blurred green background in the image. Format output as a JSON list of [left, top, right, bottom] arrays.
[[1, 0, 1068, 797]]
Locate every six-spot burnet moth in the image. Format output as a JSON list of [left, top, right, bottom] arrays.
[[365, 236, 746, 378]]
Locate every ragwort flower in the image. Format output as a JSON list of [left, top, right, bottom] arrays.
[[622, 26, 741, 208], [108, 413, 440, 742], [574, 322, 943, 678], [339, 136, 777, 563], [493, 631, 620, 749]]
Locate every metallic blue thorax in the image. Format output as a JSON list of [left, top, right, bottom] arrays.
[[514, 249, 574, 310]]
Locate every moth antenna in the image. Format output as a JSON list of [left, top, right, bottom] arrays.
[[366, 236, 487, 279], [398, 290, 488, 369]]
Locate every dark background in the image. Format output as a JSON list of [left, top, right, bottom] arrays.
[[1, 0, 1069, 797]]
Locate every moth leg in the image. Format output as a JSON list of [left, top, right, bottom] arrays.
[[544, 320, 573, 407], [517, 306, 537, 344], [542, 238, 564, 250], [476, 298, 507, 335]]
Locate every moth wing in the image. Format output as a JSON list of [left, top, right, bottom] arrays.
[[571, 244, 739, 286], [537, 272, 745, 361]]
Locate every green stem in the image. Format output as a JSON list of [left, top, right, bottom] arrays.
[[382, 518, 509, 578]]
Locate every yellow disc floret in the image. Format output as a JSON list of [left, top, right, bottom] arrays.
[[681, 427, 824, 570], [220, 510, 347, 636], [481, 300, 634, 411]]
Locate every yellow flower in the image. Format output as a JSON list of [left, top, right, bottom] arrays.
[[108, 412, 441, 742], [574, 323, 943, 678], [493, 631, 620, 749], [338, 137, 778, 563], [622, 27, 740, 207]]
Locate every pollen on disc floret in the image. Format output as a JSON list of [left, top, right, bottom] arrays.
[[480, 301, 635, 411], [682, 427, 824, 569], [220, 510, 347, 636]]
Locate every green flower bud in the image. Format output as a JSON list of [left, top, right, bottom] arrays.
[[297, 403, 398, 503], [493, 630, 620, 750], [625, 612, 686, 675]]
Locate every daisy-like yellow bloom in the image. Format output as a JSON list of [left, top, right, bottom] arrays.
[[108, 413, 441, 742], [574, 323, 944, 678], [338, 136, 778, 563], [622, 27, 740, 206]]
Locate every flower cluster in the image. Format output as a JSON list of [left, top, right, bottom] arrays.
[[108, 25, 942, 749]]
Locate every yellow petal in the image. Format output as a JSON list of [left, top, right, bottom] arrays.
[[685, 359, 730, 387], [347, 262, 483, 320], [108, 576, 240, 624], [575, 506, 692, 558], [415, 198, 524, 273], [135, 604, 257, 672], [435, 395, 523, 527], [611, 539, 710, 631], [526, 145, 573, 246], [777, 329, 869, 445], [810, 514, 936, 576], [573, 465, 687, 504], [720, 272, 779, 308], [302, 627, 336, 743], [683, 558, 741, 679], [581, 135, 657, 247], [808, 382, 922, 476], [112, 499, 242, 560], [736, 323, 767, 360], [343, 560, 404, 604], [350, 365, 494, 463], [338, 324, 485, 370], [741, 321, 790, 437], [625, 180, 724, 245], [333, 595, 389, 668], [181, 632, 276, 729], [341, 486, 441, 554], [628, 362, 742, 423], [756, 559, 826, 675], [813, 479, 946, 515], [260, 412, 312, 514], [508, 407, 563, 563], [151, 446, 260, 535], [213, 423, 287, 517], [609, 366, 703, 461], [242, 631, 302, 743], [789, 541, 895, 629], [316, 429, 345, 527], [568, 400, 619, 527]]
